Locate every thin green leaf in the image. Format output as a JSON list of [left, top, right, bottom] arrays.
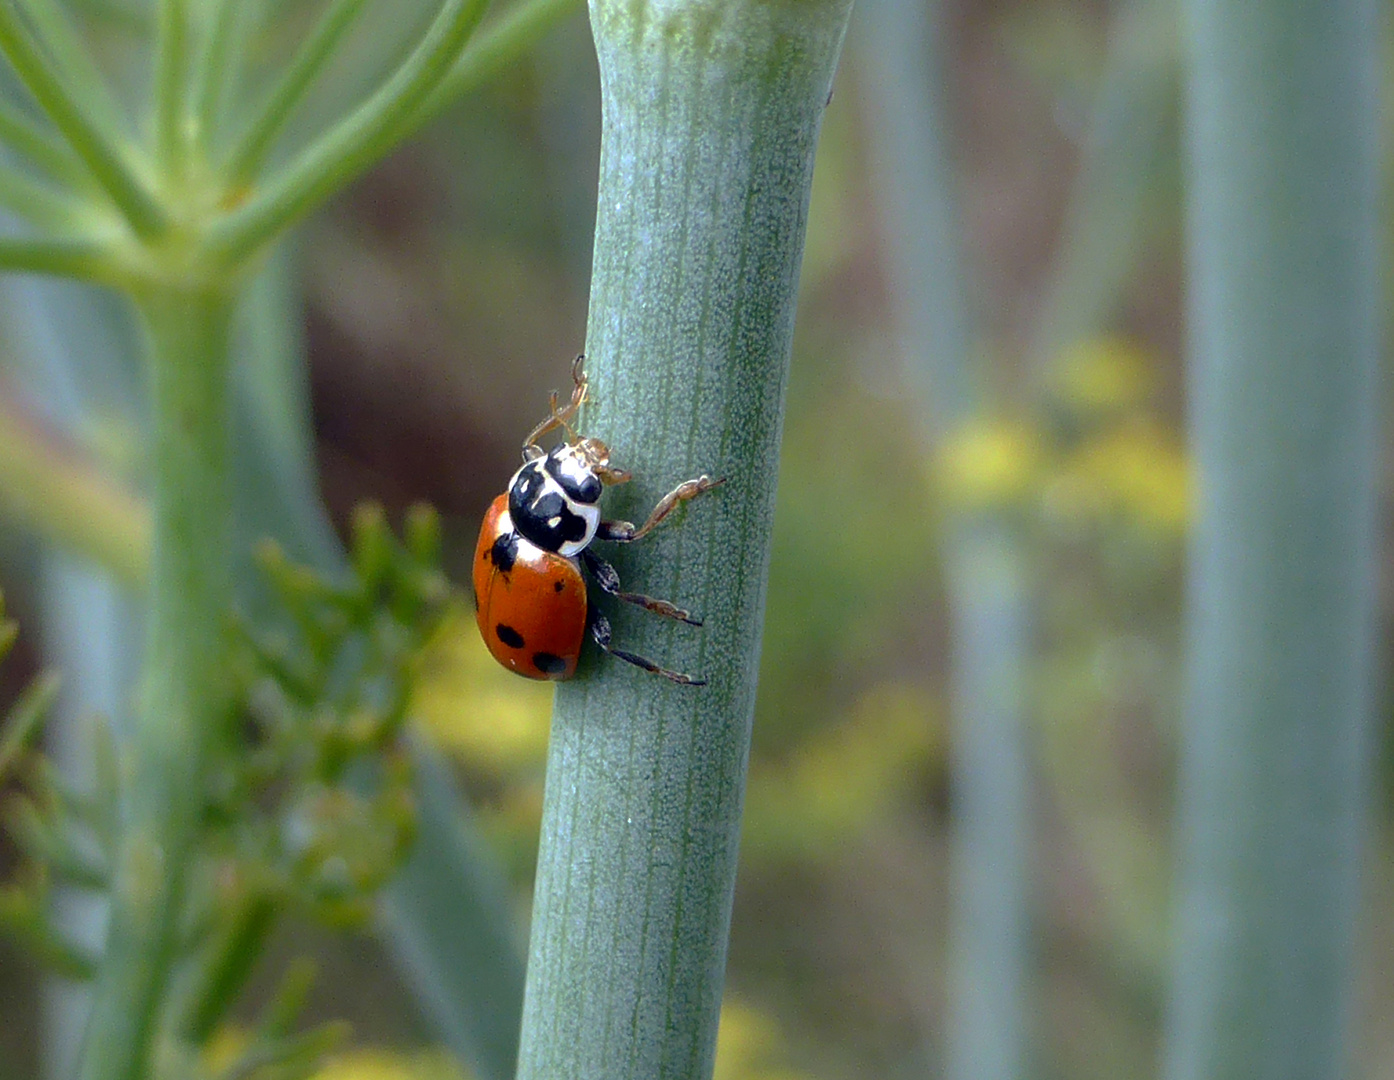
[[0, 669, 58, 778], [223, 0, 373, 188], [0, 1, 167, 236], [0, 98, 89, 187], [205, 0, 492, 266]]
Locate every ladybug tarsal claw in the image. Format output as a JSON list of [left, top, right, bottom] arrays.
[[589, 612, 706, 686]]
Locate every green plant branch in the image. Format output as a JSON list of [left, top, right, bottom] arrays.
[[414, 0, 585, 125], [153, 0, 190, 178], [14, 0, 129, 134], [0, 2, 167, 238], [77, 287, 236, 1080], [174, 892, 277, 1043], [0, 99, 89, 187], [191, 0, 240, 155], [0, 161, 92, 229], [0, 234, 121, 283], [223, 0, 372, 189], [1162, 1, 1380, 1076], [205, 0, 492, 266], [514, 0, 853, 1075]]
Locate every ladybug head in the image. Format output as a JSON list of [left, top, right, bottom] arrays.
[[507, 446, 603, 557]]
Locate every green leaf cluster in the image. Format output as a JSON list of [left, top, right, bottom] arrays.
[[0, 507, 459, 1079]]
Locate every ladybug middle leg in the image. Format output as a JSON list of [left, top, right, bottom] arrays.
[[597, 475, 726, 543], [588, 610, 706, 686], [581, 549, 701, 626]]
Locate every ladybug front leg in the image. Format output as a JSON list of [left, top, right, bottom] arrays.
[[581, 549, 702, 625], [522, 354, 589, 455], [597, 475, 725, 543], [589, 610, 706, 686]]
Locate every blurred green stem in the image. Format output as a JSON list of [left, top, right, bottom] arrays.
[[1028, 0, 1177, 367], [857, 2, 1030, 1077], [78, 286, 235, 1080], [514, 0, 851, 1076], [153, 0, 190, 178], [1163, 2, 1380, 1078], [420, 0, 585, 119]]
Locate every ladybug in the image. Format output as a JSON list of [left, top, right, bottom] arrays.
[[473, 356, 722, 685]]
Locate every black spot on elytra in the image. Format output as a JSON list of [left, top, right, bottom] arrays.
[[533, 652, 567, 675], [495, 624, 525, 649], [553, 580, 565, 592], [490, 532, 519, 573]]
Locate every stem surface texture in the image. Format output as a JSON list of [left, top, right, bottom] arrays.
[[514, 0, 851, 1076]]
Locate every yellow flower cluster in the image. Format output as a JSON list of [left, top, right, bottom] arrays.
[[932, 337, 1190, 535]]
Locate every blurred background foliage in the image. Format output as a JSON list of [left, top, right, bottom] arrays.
[[0, 0, 1386, 1078]]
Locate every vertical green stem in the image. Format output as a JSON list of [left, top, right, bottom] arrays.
[[78, 286, 236, 1080], [1163, 3, 1380, 1078], [514, 1, 851, 1077]]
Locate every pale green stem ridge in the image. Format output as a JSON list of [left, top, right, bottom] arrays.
[[205, 0, 492, 266], [154, 0, 191, 178], [223, 0, 373, 189], [77, 288, 236, 1080], [0, 2, 167, 237], [514, 0, 852, 1076], [1162, 2, 1380, 1078]]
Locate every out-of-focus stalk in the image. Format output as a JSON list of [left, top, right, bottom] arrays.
[[1163, 3, 1380, 1078], [857, 2, 1029, 1078]]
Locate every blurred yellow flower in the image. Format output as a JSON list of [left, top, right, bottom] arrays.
[[933, 418, 1043, 512], [715, 998, 818, 1080], [1050, 419, 1190, 534], [313, 1047, 468, 1080], [1049, 336, 1158, 416], [412, 605, 552, 774]]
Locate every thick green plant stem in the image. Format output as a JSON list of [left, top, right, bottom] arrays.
[[78, 287, 236, 1080], [1163, 3, 1380, 1079], [514, 0, 851, 1077]]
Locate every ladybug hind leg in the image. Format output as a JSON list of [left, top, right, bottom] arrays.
[[589, 611, 706, 686], [582, 549, 701, 626], [598, 474, 725, 543]]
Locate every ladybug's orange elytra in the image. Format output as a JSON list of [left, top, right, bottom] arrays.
[[471, 356, 723, 685]]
